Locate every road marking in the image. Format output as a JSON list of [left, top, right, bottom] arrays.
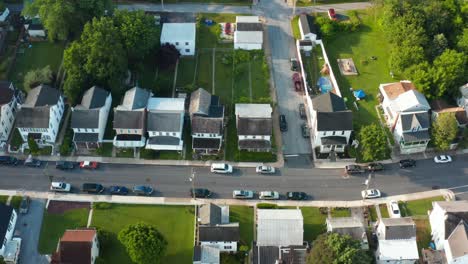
[[448, 185, 468, 190]]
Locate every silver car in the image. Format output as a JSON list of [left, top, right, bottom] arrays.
[[232, 190, 254, 199], [256, 165, 275, 174], [259, 191, 280, 200]]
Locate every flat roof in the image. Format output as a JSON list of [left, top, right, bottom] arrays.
[[235, 104, 272, 118], [257, 209, 303, 220], [147, 97, 185, 111], [161, 23, 196, 42]]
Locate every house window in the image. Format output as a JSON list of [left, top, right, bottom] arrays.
[[172, 132, 176, 136], [332, 131, 335, 136], [224, 246, 232, 249], [185, 42, 189, 45], [185, 49, 190, 53], [341, 131, 345, 135], [175, 42, 179, 46]]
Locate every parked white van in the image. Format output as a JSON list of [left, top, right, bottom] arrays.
[[210, 163, 233, 174]]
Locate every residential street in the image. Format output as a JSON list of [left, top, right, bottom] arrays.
[[0, 155, 467, 200]]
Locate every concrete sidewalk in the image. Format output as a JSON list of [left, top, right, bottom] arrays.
[[0, 189, 453, 208]]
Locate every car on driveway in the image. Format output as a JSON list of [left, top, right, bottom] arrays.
[[133, 185, 153, 196], [299, 104, 306, 119], [345, 165, 365, 174], [434, 155, 452, 163], [256, 165, 275, 174], [24, 155, 41, 167], [368, 163, 384, 172], [290, 58, 299, 71], [361, 189, 381, 199], [287, 192, 307, 200], [279, 115, 288, 132], [56, 161, 75, 170], [259, 191, 280, 200], [109, 186, 129, 195], [0, 155, 19, 166], [79, 161, 99, 169], [399, 159, 416, 168], [233, 190, 254, 199], [190, 188, 212, 198], [328, 8, 337, 20], [19, 196, 30, 214], [50, 182, 71, 192], [389, 200, 401, 218], [301, 123, 310, 138]]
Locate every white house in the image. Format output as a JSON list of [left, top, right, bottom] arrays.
[[379, 81, 431, 154], [54, 229, 99, 264], [311, 92, 353, 154], [235, 104, 272, 152], [24, 17, 46, 38], [113, 87, 151, 148], [0, 81, 19, 143], [0, 7, 9, 23], [193, 245, 220, 264], [429, 201, 468, 249], [0, 204, 18, 259], [326, 217, 368, 249], [16, 84, 64, 144], [457, 83, 468, 116], [189, 88, 224, 154], [234, 16, 263, 50], [71, 86, 112, 149], [298, 14, 317, 42], [256, 209, 304, 247], [160, 23, 196, 56], [146, 97, 185, 151], [430, 99, 468, 128], [375, 217, 419, 264]]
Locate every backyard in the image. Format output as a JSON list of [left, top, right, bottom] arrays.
[[91, 203, 195, 264], [229, 206, 254, 249], [301, 207, 327, 242]]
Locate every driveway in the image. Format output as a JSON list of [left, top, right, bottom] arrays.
[[16, 199, 49, 264]]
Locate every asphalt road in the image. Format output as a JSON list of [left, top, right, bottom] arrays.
[[1, 155, 467, 200]]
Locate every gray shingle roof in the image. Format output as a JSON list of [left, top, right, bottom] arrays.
[[316, 112, 353, 131], [119, 87, 150, 110], [189, 88, 211, 116], [113, 110, 146, 129], [237, 118, 272, 135], [312, 93, 346, 112], [199, 226, 240, 242], [71, 109, 99, 129], [402, 130, 430, 142], [299, 14, 317, 35], [147, 112, 182, 132], [252, 246, 279, 264], [24, 84, 61, 107], [192, 116, 223, 134], [445, 213, 468, 239], [401, 112, 430, 130], [199, 203, 222, 225], [380, 217, 416, 240], [193, 138, 222, 150], [76, 86, 109, 110], [16, 107, 50, 128], [237, 22, 263, 31]]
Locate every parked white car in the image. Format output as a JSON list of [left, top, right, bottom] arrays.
[[361, 189, 381, 199], [388, 200, 401, 218], [50, 182, 71, 192], [259, 191, 280, 200], [210, 163, 233, 174], [256, 165, 275, 174], [434, 155, 452, 163], [232, 190, 254, 199]]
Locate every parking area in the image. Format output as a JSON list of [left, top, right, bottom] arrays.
[[16, 199, 49, 264]]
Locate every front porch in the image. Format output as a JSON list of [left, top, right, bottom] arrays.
[[73, 133, 100, 150], [146, 136, 183, 151], [113, 134, 146, 148], [399, 131, 430, 154], [192, 137, 222, 154], [319, 136, 347, 153]]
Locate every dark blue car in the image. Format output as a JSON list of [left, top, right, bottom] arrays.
[[109, 186, 129, 195], [133, 185, 153, 196]]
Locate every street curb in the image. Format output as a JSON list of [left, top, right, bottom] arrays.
[[0, 189, 453, 208]]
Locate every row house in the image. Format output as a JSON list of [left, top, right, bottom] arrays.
[[235, 104, 272, 152], [0, 81, 19, 142]]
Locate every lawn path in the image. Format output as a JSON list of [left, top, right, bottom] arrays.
[[87, 207, 93, 227], [248, 62, 252, 102], [212, 48, 216, 94], [172, 59, 179, 98]]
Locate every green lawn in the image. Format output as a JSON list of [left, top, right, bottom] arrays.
[[154, 67, 176, 97], [0, 196, 8, 204], [10, 41, 66, 91], [140, 149, 183, 160], [301, 207, 327, 242], [91, 204, 195, 264], [250, 54, 270, 102], [379, 204, 389, 218], [197, 13, 239, 49], [95, 143, 113, 157], [116, 148, 134, 158], [120, 0, 251, 5], [330, 208, 351, 217], [291, 16, 301, 40], [399, 196, 445, 217], [38, 208, 90, 254], [322, 9, 394, 128], [176, 57, 197, 89], [415, 219, 431, 253], [10, 196, 22, 209], [233, 62, 250, 102], [214, 51, 234, 104], [230, 206, 254, 248], [296, 0, 368, 7]]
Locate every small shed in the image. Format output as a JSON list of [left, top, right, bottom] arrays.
[[298, 14, 317, 42]]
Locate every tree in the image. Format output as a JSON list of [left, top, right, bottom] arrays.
[[23, 0, 112, 41], [405, 61, 433, 98], [457, 28, 468, 53], [389, 44, 425, 74], [359, 124, 389, 162], [431, 49, 467, 98], [114, 10, 159, 64], [431, 33, 448, 58], [432, 112, 458, 151], [307, 233, 372, 264], [27, 136, 39, 154], [156, 43, 180, 71], [118, 222, 167, 264], [23, 65, 53, 91]]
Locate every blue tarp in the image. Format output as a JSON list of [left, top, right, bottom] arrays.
[[353, 89, 366, 99], [204, 19, 214, 26]]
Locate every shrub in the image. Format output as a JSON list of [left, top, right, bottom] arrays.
[[257, 203, 278, 209], [93, 202, 112, 210]]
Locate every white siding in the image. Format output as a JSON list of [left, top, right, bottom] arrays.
[[0, 97, 17, 142], [199, 241, 237, 253], [0, 210, 17, 256], [97, 94, 112, 142]]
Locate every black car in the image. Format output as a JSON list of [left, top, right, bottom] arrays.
[[24, 156, 41, 167], [301, 123, 310, 138], [290, 58, 299, 71], [82, 183, 104, 194], [109, 186, 129, 195], [279, 115, 288, 132], [287, 192, 307, 200], [299, 104, 306, 119], [0, 155, 18, 166], [368, 163, 384, 171], [19, 196, 30, 214], [56, 161, 75, 170], [399, 159, 416, 168], [190, 188, 212, 198], [133, 185, 153, 196]]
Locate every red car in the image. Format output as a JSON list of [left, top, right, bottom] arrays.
[[328, 8, 337, 20], [79, 161, 98, 169]]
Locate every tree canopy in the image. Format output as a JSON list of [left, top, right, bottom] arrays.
[[23, 0, 112, 41], [307, 233, 372, 264], [432, 112, 459, 151], [23, 65, 53, 91], [118, 222, 167, 264], [359, 124, 390, 162]]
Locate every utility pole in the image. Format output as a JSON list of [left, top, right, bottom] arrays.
[[189, 168, 196, 199], [362, 172, 372, 201]]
